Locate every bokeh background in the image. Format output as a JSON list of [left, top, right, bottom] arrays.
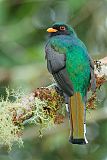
[[0, 0, 107, 160]]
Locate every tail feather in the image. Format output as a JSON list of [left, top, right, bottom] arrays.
[[69, 92, 88, 144]]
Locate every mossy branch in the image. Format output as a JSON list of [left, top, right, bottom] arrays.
[[0, 57, 107, 150]]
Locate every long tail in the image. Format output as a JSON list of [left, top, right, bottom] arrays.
[[69, 92, 88, 144]]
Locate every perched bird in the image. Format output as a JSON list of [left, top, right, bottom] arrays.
[[45, 22, 96, 144]]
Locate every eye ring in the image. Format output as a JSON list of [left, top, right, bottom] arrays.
[[60, 26, 65, 31]]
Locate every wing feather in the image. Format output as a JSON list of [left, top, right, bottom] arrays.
[[45, 43, 74, 96]]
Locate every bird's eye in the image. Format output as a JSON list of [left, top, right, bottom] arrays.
[[60, 26, 66, 31]]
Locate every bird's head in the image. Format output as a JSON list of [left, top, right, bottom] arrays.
[[47, 22, 76, 37]]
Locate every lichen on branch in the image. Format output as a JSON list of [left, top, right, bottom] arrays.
[[0, 87, 65, 150]]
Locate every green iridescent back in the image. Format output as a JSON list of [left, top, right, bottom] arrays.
[[49, 34, 91, 98]]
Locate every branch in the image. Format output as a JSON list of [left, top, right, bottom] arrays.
[[94, 57, 107, 77], [0, 57, 107, 150]]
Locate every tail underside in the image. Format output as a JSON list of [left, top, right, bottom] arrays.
[[69, 92, 88, 144]]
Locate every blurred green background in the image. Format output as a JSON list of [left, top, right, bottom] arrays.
[[0, 0, 107, 160]]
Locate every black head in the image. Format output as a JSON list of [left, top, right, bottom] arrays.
[[47, 22, 76, 37]]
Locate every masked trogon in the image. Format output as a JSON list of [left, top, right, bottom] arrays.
[[45, 22, 96, 144]]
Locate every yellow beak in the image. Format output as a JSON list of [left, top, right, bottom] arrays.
[[47, 28, 58, 33]]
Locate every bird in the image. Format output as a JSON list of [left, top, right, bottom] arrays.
[[45, 22, 96, 144]]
